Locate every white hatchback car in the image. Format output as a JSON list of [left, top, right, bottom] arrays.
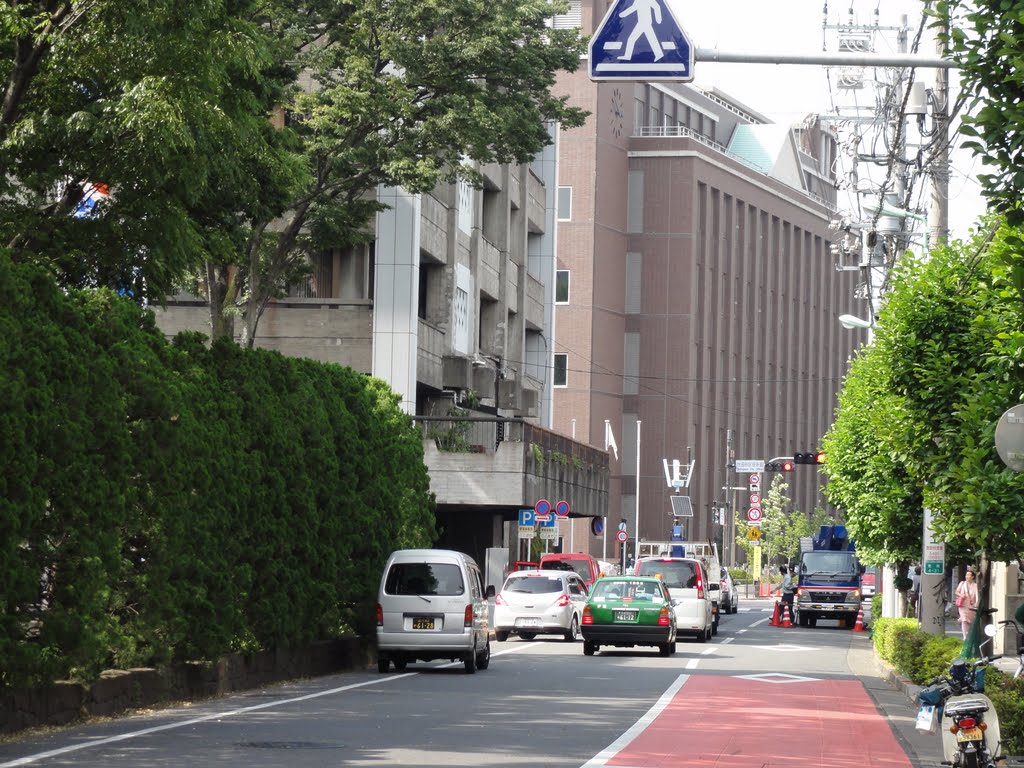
[[633, 557, 713, 642], [493, 569, 589, 642]]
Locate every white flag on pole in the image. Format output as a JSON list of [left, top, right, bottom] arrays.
[[604, 419, 619, 461]]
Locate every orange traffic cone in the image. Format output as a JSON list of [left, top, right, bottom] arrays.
[[781, 602, 793, 628], [769, 601, 781, 626], [852, 604, 865, 632]]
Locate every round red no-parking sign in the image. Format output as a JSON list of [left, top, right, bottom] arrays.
[[616, 530, 629, 543]]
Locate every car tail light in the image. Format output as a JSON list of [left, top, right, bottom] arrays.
[[554, 594, 571, 608], [464, 604, 473, 627], [720, 579, 727, 588], [696, 573, 704, 600], [658, 607, 671, 626], [376, 603, 383, 627], [495, 594, 509, 606], [582, 605, 593, 625]]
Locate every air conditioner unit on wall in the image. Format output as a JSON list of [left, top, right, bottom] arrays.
[[442, 355, 474, 390]]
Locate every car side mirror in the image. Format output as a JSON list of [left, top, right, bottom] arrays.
[[486, 585, 495, 599]]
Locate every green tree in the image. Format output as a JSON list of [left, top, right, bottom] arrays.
[[734, 474, 819, 567], [940, 0, 1024, 226], [0, 1, 298, 301], [821, 340, 923, 568], [200, 0, 589, 345], [825, 221, 1024, 570]]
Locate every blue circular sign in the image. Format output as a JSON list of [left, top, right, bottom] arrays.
[[555, 500, 570, 517], [534, 499, 551, 516], [591, 518, 604, 536]]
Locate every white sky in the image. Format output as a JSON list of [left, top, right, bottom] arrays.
[[665, 0, 986, 241]]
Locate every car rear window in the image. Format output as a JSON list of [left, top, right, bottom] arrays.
[[592, 580, 663, 601], [542, 559, 593, 581], [384, 563, 464, 596], [636, 560, 698, 589], [503, 575, 565, 594]]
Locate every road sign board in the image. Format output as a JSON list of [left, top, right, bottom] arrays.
[[555, 500, 571, 518], [925, 561, 943, 574], [518, 509, 535, 527], [616, 530, 629, 543], [749, 474, 761, 486], [534, 499, 551, 517], [618, 520, 628, 532], [538, 515, 556, 528], [588, 0, 694, 81], [540, 526, 557, 541], [736, 460, 766, 474], [749, 493, 761, 506], [518, 524, 536, 539], [747, 527, 762, 541], [747, 507, 762, 523]]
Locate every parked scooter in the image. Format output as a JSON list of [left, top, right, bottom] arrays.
[[916, 621, 1004, 768]]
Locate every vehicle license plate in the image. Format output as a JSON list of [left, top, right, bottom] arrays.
[[614, 610, 637, 622], [957, 727, 983, 742], [412, 617, 434, 630], [516, 618, 541, 628]]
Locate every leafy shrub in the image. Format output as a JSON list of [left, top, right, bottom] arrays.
[[985, 670, 1024, 755], [872, 618, 919, 664], [914, 636, 964, 684], [0, 253, 437, 689]]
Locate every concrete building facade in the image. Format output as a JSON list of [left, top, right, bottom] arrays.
[[155, 147, 609, 572], [551, 0, 867, 566]]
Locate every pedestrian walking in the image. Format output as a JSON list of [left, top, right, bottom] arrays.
[[909, 565, 921, 619], [778, 565, 795, 624], [955, 567, 978, 639]]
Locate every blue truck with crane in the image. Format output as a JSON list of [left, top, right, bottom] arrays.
[[795, 524, 863, 628]]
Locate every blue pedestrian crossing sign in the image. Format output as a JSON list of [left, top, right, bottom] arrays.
[[588, 0, 694, 81]]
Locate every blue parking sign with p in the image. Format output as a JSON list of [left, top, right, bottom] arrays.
[[519, 509, 536, 527]]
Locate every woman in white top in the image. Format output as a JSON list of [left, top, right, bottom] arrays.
[[955, 568, 978, 639]]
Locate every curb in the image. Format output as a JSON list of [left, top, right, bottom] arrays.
[[875, 655, 922, 704]]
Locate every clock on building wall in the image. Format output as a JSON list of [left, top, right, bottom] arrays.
[[609, 87, 624, 138]]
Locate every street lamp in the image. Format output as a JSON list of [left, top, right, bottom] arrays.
[[838, 314, 873, 330]]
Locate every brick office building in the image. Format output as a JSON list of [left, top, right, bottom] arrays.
[[550, 0, 866, 565]]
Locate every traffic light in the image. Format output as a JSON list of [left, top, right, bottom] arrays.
[[794, 451, 827, 465], [765, 460, 794, 472]]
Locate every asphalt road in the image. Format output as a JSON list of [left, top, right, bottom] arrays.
[[0, 598, 946, 767]]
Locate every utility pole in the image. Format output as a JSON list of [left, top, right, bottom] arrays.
[[929, 10, 950, 248]]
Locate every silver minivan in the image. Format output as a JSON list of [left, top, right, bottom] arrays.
[[376, 549, 494, 674]]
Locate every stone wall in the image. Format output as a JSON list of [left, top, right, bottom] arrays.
[[0, 637, 369, 736]]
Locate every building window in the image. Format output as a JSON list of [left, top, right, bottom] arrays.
[[557, 186, 572, 221], [555, 270, 570, 303], [553, 353, 568, 387], [287, 250, 334, 298]]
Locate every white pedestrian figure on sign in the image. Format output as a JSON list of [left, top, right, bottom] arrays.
[[618, 0, 664, 61]]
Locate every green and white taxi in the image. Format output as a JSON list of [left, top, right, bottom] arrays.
[[581, 576, 677, 657]]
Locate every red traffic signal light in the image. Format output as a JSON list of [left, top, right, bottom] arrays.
[[765, 460, 794, 472], [794, 451, 826, 465], [781, 460, 794, 472]]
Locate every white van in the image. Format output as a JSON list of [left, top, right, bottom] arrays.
[[634, 556, 713, 642], [376, 549, 494, 674]]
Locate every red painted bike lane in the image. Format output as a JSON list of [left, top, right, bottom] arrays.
[[585, 673, 913, 768]]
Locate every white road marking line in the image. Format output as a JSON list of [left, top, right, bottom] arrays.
[[749, 617, 770, 627], [686, 658, 700, 669], [718, 637, 735, 645], [2, 643, 536, 767], [737, 628, 748, 633], [580, 674, 689, 767]]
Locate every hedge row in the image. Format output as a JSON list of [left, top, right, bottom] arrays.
[[872, 618, 1024, 754], [0, 254, 436, 690]]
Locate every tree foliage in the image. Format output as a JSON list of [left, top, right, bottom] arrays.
[[823, 222, 1024, 566], [0, 0, 296, 300], [940, 0, 1024, 226], [734, 476, 829, 567], [208, 0, 589, 345]]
